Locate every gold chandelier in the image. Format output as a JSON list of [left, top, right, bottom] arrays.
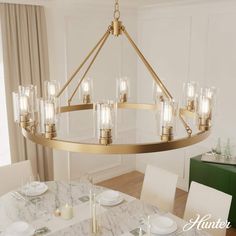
[[12, 0, 215, 154]]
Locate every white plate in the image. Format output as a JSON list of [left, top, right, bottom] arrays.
[[20, 182, 48, 197], [4, 221, 35, 236], [100, 190, 120, 201], [97, 191, 124, 206], [150, 215, 178, 235], [99, 196, 124, 206]]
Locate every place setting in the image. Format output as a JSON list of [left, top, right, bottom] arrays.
[[96, 190, 125, 207], [125, 214, 178, 236], [3, 221, 50, 236]]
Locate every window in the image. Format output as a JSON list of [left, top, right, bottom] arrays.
[[0, 26, 11, 166]]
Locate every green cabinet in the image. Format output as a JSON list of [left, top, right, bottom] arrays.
[[190, 155, 236, 227]]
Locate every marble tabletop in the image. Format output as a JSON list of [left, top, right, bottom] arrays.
[[0, 181, 209, 236]]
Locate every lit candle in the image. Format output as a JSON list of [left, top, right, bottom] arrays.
[[61, 204, 73, 220], [19, 95, 28, 114], [45, 102, 55, 124]]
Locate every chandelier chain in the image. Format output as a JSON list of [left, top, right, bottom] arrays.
[[113, 0, 120, 20]]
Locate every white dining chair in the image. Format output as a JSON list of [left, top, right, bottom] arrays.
[[140, 164, 178, 212], [0, 160, 33, 196], [184, 181, 232, 236]]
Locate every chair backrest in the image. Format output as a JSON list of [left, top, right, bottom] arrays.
[[140, 164, 178, 212], [0, 160, 33, 196], [184, 181, 232, 236]]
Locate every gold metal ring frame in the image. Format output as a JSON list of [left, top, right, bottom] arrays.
[[21, 104, 210, 154]]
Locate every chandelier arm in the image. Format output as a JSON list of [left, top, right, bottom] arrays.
[[56, 29, 110, 99], [179, 109, 193, 136], [68, 31, 110, 105], [121, 28, 173, 100]]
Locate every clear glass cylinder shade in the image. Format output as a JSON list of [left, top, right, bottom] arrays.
[[197, 94, 211, 119], [44, 80, 60, 100], [116, 77, 130, 102], [19, 85, 37, 110], [153, 81, 164, 104], [18, 94, 29, 115], [183, 81, 198, 111], [160, 100, 177, 135], [94, 101, 117, 140], [38, 99, 58, 133], [79, 78, 93, 103], [204, 87, 217, 111], [18, 85, 37, 121]]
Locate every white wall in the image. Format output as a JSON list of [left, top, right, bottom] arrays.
[[136, 0, 236, 190], [45, 1, 138, 182]]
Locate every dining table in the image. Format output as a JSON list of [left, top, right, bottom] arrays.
[[0, 180, 209, 236]]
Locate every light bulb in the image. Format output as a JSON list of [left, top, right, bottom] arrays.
[[101, 106, 112, 129], [19, 95, 28, 114], [199, 97, 210, 116], [156, 84, 162, 93], [163, 103, 173, 125], [82, 81, 90, 94], [45, 102, 55, 124], [44, 81, 59, 99], [120, 80, 127, 93], [187, 84, 195, 99], [48, 84, 56, 97]]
